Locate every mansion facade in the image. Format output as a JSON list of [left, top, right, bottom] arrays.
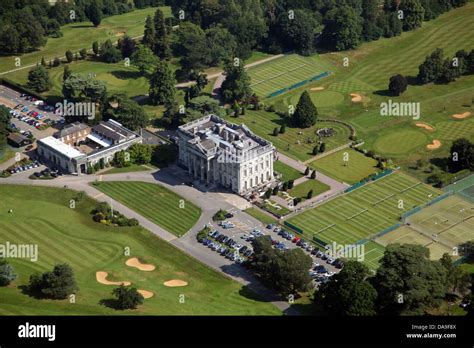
[[177, 115, 276, 194]]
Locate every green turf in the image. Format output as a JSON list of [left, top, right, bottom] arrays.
[[101, 164, 153, 175], [0, 185, 281, 315], [244, 207, 278, 225], [0, 7, 171, 74], [0, 147, 16, 165], [92, 181, 201, 237], [235, 111, 352, 161], [288, 179, 330, 200], [273, 160, 303, 182], [287, 172, 442, 246], [6, 60, 150, 99], [247, 54, 331, 98], [309, 148, 379, 184]]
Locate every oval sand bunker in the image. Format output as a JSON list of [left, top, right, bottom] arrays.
[[96, 272, 131, 286], [138, 290, 154, 299], [426, 140, 441, 150], [415, 122, 435, 131], [126, 258, 156, 272], [163, 280, 188, 287], [350, 93, 362, 102]]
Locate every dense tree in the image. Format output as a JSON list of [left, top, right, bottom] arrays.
[[63, 65, 72, 82], [99, 39, 122, 63], [0, 9, 45, 54], [399, 0, 425, 31], [373, 244, 448, 315], [87, 0, 103, 27], [28, 264, 78, 300], [449, 138, 474, 171], [142, 15, 156, 52], [65, 50, 73, 63], [131, 45, 158, 76], [63, 73, 107, 102], [128, 143, 153, 164], [174, 22, 208, 77], [118, 35, 136, 59], [149, 61, 176, 105], [112, 286, 144, 310], [322, 6, 363, 51], [274, 10, 321, 55], [79, 48, 87, 59], [251, 236, 312, 296], [292, 91, 317, 128], [92, 41, 99, 56], [440, 253, 470, 296], [205, 26, 237, 66], [153, 8, 170, 59], [418, 48, 445, 83], [103, 95, 148, 131], [27, 64, 51, 92], [315, 261, 377, 315], [221, 60, 253, 103], [0, 259, 17, 286], [388, 74, 408, 95]]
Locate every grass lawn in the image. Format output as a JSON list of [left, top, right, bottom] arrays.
[[0, 185, 280, 315], [244, 207, 278, 225], [101, 164, 154, 175], [92, 181, 201, 237], [6, 60, 149, 100], [234, 111, 352, 161], [287, 172, 442, 247], [288, 179, 330, 200], [273, 160, 303, 182], [309, 148, 379, 184], [0, 7, 171, 74], [0, 147, 16, 165], [261, 200, 291, 217]]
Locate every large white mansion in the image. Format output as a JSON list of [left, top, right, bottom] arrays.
[[177, 115, 276, 194]]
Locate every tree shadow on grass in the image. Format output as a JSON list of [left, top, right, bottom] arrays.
[[69, 25, 95, 29], [373, 89, 392, 97], [99, 298, 122, 310], [406, 75, 422, 86], [429, 157, 450, 172], [110, 70, 142, 80], [18, 284, 43, 299]]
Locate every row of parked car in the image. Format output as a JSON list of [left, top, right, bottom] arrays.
[[11, 103, 52, 130], [8, 160, 40, 174], [200, 229, 254, 264], [267, 224, 344, 270]]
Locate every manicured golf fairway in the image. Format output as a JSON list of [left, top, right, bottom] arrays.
[[0, 185, 280, 315]]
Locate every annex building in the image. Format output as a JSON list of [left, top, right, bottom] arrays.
[[177, 114, 276, 194], [37, 119, 142, 174]]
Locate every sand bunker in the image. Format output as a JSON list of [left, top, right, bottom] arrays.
[[163, 279, 188, 287], [310, 87, 325, 91], [126, 258, 156, 272], [415, 122, 435, 132], [96, 271, 131, 286], [426, 140, 441, 150], [138, 289, 154, 299], [350, 93, 362, 102], [452, 112, 471, 119]]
